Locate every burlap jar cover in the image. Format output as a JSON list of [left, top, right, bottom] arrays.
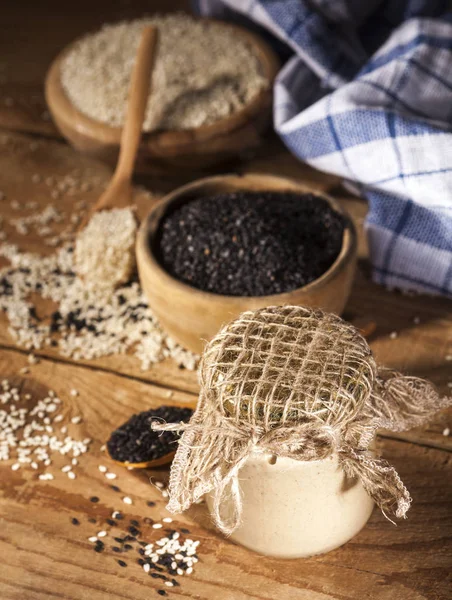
[[154, 306, 451, 535]]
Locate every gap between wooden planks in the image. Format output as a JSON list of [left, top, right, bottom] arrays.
[[0, 131, 451, 451], [1, 342, 451, 454], [0, 346, 451, 600]]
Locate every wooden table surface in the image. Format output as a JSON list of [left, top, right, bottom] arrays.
[[0, 3, 451, 600]]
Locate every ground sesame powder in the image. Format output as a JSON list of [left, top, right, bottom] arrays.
[[61, 14, 268, 131], [75, 208, 137, 289], [0, 242, 197, 370]]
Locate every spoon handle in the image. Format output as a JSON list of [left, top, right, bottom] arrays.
[[113, 25, 159, 185]]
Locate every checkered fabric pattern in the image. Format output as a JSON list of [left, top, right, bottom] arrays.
[[194, 0, 452, 297]]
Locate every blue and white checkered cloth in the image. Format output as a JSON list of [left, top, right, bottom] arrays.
[[194, 0, 452, 297]]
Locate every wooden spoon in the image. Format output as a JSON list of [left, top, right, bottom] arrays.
[[78, 26, 158, 231], [106, 447, 176, 470]]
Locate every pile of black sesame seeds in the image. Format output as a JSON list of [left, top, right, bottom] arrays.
[[158, 190, 346, 296], [107, 405, 194, 464], [0, 242, 197, 370]]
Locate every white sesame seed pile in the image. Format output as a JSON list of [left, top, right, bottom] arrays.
[[0, 242, 197, 370], [0, 379, 90, 476], [143, 534, 199, 576], [75, 208, 137, 289], [61, 14, 268, 131]]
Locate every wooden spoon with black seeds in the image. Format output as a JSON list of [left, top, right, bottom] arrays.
[[106, 405, 194, 469]]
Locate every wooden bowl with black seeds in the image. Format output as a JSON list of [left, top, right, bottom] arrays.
[[136, 173, 357, 353], [44, 19, 279, 173]]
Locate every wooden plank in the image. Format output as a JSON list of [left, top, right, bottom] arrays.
[[0, 347, 451, 600], [0, 130, 451, 426]]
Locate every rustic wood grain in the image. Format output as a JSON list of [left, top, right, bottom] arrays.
[[0, 2, 451, 598], [0, 347, 451, 600], [0, 131, 451, 401]]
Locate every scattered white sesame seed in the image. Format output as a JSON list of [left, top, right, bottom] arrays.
[[61, 465, 72, 472], [70, 389, 79, 397], [53, 414, 63, 422], [389, 331, 398, 340], [100, 445, 106, 452], [71, 416, 82, 424], [97, 531, 107, 538], [88, 536, 98, 543], [186, 567, 193, 575], [112, 511, 120, 518], [0, 242, 198, 372], [67, 471, 76, 479], [443, 428, 450, 436], [152, 523, 163, 529], [155, 481, 164, 489], [143, 564, 150, 573], [72, 458, 78, 466], [105, 472, 117, 479], [164, 581, 174, 587], [177, 568, 184, 575], [123, 496, 132, 505], [162, 517, 172, 523], [98, 465, 107, 473], [11, 463, 20, 471]]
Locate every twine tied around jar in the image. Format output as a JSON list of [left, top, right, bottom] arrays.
[[153, 306, 451, 535]]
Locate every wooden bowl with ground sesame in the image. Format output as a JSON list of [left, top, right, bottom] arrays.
[[136, 173, 357, 354], [45, 17, 279, 173]]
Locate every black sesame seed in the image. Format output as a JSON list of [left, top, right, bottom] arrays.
[[117, 560, 127, 567], [138, 558, 145, 566], [90, 496, 99, 503], [124, 544, 133, 550], [130, 519, 139, 527], [128, 526, 140, 536], [114, 512, 124, 520], [114, 537, 125, 543], [88, 518, 96, 524], [180, 528, 190, 534], [157, 589, 167, 596], [110, 485, 121, 492], [157, 191, 346, 297], [107, 406, 193, 464], [147, 501, 156, 507], [106, 519, 116, 527], [71, 518, 80, 526], [112, 547, 122, 553]]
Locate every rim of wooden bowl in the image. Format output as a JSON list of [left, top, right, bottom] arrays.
[[136, 173, 357, 306], [45, 18, 280, 152]]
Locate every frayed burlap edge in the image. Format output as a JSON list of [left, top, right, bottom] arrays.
[[153, 307, 452, 535]]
